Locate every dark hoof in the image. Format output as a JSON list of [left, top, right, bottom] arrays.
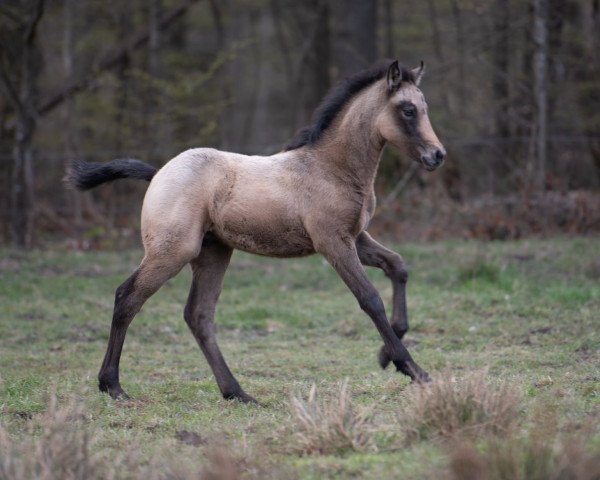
[[395, 361, 430, 384], [99, 383, 130, 400], [378, 345, 392, 370], [415, 366, 431, 384], [411, 372, 432, 385], [223, 391, 260, 405]]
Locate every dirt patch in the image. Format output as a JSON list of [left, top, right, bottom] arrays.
[[68, 322, 105, 342], [175, 430, 207, 447]]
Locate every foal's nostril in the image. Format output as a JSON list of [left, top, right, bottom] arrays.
[[435, 149, 445, 162]]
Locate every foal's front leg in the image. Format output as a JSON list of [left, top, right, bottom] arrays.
[[356, 231, 409, 339], [356, 231, 411, 370], [317, 238, 429, 382]]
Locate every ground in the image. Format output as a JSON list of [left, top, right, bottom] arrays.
[[0, 236, 599, 478]]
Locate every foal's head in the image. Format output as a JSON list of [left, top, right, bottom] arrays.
[[377, 61, 446, 171]]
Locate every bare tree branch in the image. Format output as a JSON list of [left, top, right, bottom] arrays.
[[34, 0, 202, 118], [0, 5, 22, 24], [377, 162, 419, 214], [0, 63, 26, 115], [208, 0, 225, 49], [0, 0, 44, 119], [24, 0, 45, 46]]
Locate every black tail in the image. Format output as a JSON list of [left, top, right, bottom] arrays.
[[65, 158, 158, 191]]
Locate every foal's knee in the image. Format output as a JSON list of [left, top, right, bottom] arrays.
[[112, 273, 139, 326], [359, 294, 386, 319], [386, 254, 408, 283], [115, 271, 139, 302]]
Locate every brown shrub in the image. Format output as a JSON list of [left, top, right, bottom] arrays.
[[287, 380, 375, 456], [398, 370, 521, 442], [372, 190, 600, 241], [445, 428, 600, 480]]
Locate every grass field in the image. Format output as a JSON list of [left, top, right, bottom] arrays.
[[1, 236, 599, 478]]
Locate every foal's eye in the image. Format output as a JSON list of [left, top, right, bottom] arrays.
[[402, 106, 416, 118]]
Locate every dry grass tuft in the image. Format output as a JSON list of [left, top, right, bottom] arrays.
[[0, 393, 108, 480], [287, 380, 375, 456], [200, 446, 245, 480], [0, 393, 283, 480], [445, 428, 600, 480], [399, 369, 521, 442], [200, 442, 293, 480]]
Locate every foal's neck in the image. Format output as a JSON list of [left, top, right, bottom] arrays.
[[314, 84, 386, 191]]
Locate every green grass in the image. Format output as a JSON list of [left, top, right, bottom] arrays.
[[1, 237, 599, 478]]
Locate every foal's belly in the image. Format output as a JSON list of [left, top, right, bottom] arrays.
[[213, 223, 315, 258], [211, 206, 315, 258], [207, 156, 317, 257]]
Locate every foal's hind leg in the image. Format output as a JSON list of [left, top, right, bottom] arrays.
[[98, 255, 189, 399], [356, 231, 411, 370], [184, 238, 257, 404]]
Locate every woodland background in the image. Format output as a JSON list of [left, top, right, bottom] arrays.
[[1, 0, 599, 248]]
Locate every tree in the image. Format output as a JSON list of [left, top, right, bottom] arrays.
[[532, 0, 549, 190], [0, 0, 201, 246], [331, 0, 377, 79], [492, 0, 511, 180], [0, 0, 45, 247], [574, 0, 600, 179]]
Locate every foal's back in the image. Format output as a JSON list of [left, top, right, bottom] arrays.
[[141, 147, 317, 259]]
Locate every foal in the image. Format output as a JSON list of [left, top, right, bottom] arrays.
[[68, 60, 445, 403]]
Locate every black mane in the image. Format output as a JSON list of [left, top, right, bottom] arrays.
[[283, 60, 415, 151]]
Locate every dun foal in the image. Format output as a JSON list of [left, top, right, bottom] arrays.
[[68, 60, 446, 403]]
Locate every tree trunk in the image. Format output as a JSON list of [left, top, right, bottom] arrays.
[[492, 0, 511, 184], [492, 0, 510, 139], [147, 0, 166, 159], [426, 0, 452, 113], [11, 117, 35, 247], [332, 0, 377, 78], [1, 0, 45, 247], [61, 0, 82, 233], [384, 0, 394, 58], [575, 0, 600, 180], [426, 0, 443, 62], [532, 0, 548, 191], [294, 0, 331, 126], [449, 0, 465, 105], [149, 0, 162, 76], [108, 5, 133, 232]]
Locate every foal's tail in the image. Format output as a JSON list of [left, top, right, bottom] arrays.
[[65, 158, 158, 191]]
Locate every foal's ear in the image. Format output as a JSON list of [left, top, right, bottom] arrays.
[[412, 61, 425, 86], [387, 60, 402, 92]]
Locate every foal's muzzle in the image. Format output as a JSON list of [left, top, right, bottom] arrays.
[[420, 148, 446, 171]]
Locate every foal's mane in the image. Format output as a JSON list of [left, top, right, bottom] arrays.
[[283, 60, 416, 151]]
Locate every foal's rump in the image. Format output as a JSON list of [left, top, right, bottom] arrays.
[[140, 148, 219, 260]]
